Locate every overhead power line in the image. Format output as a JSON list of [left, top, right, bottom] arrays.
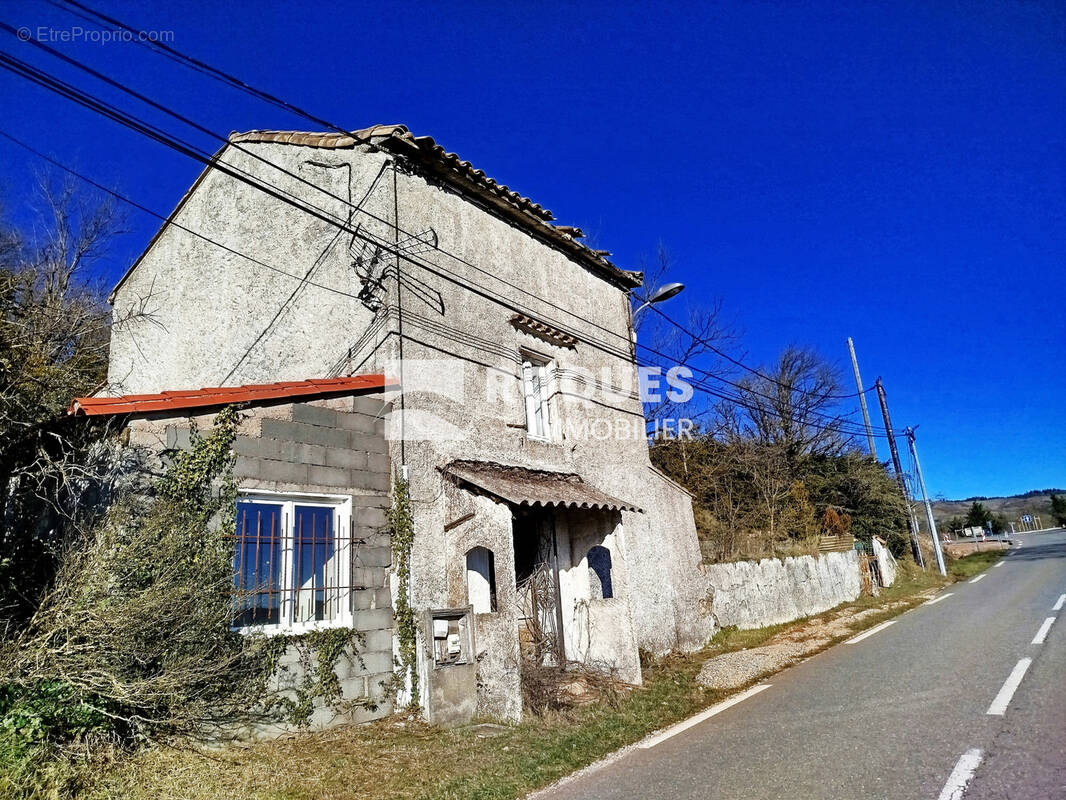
[[1, 123, 888, 444], [34, 3, 880, 410], [50, 0, 361, 141], [643, 302, 873, 400], [0, 51, 898, 440]]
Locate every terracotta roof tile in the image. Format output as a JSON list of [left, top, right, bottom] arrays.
[[228, 125, 642, 290], [231, 124, 553, 220], [69, 374, 394, 417]]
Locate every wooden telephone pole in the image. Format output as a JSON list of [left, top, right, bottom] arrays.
[[846, 338, 878, 458], [875, 378, 924, 568]]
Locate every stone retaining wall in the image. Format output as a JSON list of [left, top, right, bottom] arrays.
[[703, 550, 862, 630]]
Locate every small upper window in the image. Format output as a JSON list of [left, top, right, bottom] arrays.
[[466, 546, 497, 613], [521, 355, 552, 440], [232, 494, 352, 632], [587, 545, 614, 600]]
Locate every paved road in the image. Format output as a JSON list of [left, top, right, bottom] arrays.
[[538, 529, 1066, 800]]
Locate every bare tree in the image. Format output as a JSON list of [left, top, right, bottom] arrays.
[[0, 175, 128, 624], [634, 244, 740, 426], [734, 440, 792, 543], [1, 176, 123, 436], [728, 346, 854, 460]]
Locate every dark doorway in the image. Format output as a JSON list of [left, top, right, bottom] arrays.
[[512, 507, 565, 664]]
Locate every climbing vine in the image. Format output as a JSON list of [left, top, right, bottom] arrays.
[[387, 474, 419, 708], [263, 628, 372, 726], [1, 404, 378, 746]]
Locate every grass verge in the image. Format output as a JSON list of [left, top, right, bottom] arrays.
[[947, 548, 1006, 580], [67, 565, 950, 800], [15, 551, 1007, 800]]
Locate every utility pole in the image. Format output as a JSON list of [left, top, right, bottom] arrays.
[[875, 378, 924, 568], [846, 337, 878, 458], [904, 426, 947, 576]]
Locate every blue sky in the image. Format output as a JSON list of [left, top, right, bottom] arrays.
[[1, 0, 1063, 499]]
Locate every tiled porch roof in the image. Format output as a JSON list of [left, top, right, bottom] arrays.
[[442, 459, 641, 513], [68, 374, 394, 417]]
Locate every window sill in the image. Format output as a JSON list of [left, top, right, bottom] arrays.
[[233, 616, 355, 638]]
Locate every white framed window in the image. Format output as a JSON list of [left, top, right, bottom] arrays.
[[231, 491, 352, 634], [521, 354, 553, 441]]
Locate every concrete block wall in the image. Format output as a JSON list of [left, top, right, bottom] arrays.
[[127, 392, 396, 732], [231, 397, 391, 496]]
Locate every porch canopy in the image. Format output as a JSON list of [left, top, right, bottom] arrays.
[[441, 460, 642, 513]]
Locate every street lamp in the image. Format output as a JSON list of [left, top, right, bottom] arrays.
[[633, 282, 685, 319]]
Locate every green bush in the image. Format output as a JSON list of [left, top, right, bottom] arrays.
[[0, 407, 280, 747], [0, 682, 111, 745]]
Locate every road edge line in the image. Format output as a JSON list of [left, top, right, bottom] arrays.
[[937, 748, 983, 800], [1032, 616, 1056, 645], [845, 619, 895, 644], [637, 683, 772, 749]]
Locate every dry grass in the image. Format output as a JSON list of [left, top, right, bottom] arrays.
[[87, 664, 718, 800], [72, 564, 953, 800]]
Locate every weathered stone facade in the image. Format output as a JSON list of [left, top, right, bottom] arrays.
[[105, 126, 714, 723]]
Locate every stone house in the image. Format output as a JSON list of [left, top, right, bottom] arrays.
[[93, 124, 713, 725]]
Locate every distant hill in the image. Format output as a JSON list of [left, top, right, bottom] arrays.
[[930, 489, 1064, 529]]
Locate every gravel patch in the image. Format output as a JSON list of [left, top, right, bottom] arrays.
[[697, 601, 924, 690]]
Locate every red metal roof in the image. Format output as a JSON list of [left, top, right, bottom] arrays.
[[68, 374, 394, 417]]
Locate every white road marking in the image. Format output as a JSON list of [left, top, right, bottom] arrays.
[[1032, 616, 1056, 645], [924, 593, 955, 606], [994, 562, 1004, 568], [937, 748, 984, 800], [987, 658, 1033, 715], [637, 684, 772, 749], [969, 574, 986, 584], [1053, 594, 1066, 612], [845, 620, 896, 644]]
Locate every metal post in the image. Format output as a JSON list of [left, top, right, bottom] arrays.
[[904, 427, 947, 576], [875, 378, 924, 567], [846, 338, 878, 458]]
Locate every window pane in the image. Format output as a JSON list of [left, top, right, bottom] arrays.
[[522, 358, 550, 439], [531, 367, 544, 436], [233, 502, 282, 627], [292, 505, 337, 623], [522, 361, 538, 436], [536, 364, 549, 436]]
